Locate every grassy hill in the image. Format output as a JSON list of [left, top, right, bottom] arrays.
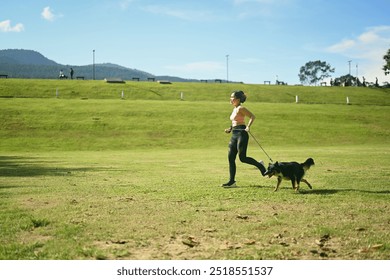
[[1, 79, 389, 260], [1, 79, 389, 152], [1, 78, 389, 104]]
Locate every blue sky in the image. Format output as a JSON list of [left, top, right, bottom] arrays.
[[1, 0, 389, 84]]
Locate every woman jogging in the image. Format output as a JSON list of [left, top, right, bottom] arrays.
[[221, 90, 266, 188]]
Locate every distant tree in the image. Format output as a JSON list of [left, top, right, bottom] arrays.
[[383, 48, 390, 75], [298, 60, 335, 85], [333, 74, 358, 87]]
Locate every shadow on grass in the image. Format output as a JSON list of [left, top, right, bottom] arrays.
[[246, 185, 390, 195], [300, 189, 390, 195], [0, 156, 96, 178]]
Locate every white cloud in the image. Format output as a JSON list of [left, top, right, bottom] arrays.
[[0, 20, 24, 32], [325, 26, 390, 82], [326, 26, 390, 57], [41, 7, 54, 21], [358, 31, 379, 44], [41, 6, 62, 21], [326, 39, 356, 53]]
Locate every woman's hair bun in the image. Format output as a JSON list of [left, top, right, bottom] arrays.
[[232, 90, 247, 103]]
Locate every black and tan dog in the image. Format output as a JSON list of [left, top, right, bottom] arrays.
[[264, 158, 315, 192]]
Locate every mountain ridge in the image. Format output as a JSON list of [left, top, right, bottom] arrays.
[[0, 49, 197, 82], [0, 49, 58, 66]]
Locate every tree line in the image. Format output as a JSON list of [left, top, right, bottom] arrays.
[[298, 48, 390, 87]]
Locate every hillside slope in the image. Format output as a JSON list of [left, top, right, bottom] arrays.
[[0, 79, 389, 151], [0, 49, 58, 65], [0, 79, 389, 106]]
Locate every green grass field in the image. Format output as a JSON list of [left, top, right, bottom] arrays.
[[1, 79, 389, 259]]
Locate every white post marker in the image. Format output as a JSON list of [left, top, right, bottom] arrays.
[[121, 90, 124, 99], [180, 92, 184, 100], [295, 95, 299, 103], [346, 96, 350, 105]]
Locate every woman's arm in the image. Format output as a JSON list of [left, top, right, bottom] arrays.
[[239, 107, 256, 131]]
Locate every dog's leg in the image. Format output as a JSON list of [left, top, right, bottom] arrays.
[[295, 177, 301, 192], [301, 178, 312, 189], [274, 177, 282, 192], [290, 177, 297, 190]]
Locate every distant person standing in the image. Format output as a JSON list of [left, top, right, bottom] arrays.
[[70, 68, 74, 79]]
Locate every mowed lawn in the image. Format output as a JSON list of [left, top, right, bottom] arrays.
[[0, 80, 389, 259]]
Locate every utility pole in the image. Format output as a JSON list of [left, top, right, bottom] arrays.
[[348, 60, 352, 75], [93, 50, 95, 80], [356, 63, 358, 86], [226, 54, 229, 83]]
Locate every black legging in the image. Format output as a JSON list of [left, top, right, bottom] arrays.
[[228, 126, 265, 182]]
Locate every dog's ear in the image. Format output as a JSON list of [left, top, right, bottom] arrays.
[[275, 161, 279, 166]]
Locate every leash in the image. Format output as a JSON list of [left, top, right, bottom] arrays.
[[248, 131, 274, 163], [230, 128, 274, 163]]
